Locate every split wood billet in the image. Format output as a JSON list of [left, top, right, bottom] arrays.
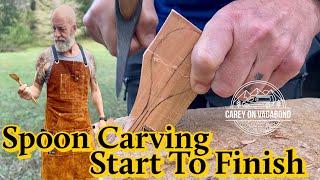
[[127, 10, 202, 132]]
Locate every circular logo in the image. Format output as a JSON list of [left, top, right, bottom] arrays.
[[225, 80, 291, 136]]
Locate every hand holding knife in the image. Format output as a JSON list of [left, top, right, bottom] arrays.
[[115, 0, 143, 98]]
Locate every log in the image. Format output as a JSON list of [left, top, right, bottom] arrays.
[[174, 98, 320, 179], [104, 98, 320, 179]]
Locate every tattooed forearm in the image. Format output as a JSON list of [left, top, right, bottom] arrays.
[[34, 72, 45, 86], [34, 54, 49, 86]]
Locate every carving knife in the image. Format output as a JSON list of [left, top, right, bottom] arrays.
[[115, 0, 142, 98]]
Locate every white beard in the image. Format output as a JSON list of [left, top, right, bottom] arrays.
[[54, 33, 76, 52]]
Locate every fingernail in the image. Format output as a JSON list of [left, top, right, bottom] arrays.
[[194, 84, 208, 94]]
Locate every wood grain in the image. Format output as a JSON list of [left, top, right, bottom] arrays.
[[128, 10, 202, 131]]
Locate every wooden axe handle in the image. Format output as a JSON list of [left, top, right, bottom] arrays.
[[118, 0, 139, 20]]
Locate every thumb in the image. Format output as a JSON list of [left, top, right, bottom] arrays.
[[190, 14, 233, 94]]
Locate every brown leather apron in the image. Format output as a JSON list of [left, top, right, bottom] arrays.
[[41, 45, 95, 180]]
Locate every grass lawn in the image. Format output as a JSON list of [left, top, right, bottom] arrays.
[[0, 40, 127, 179]]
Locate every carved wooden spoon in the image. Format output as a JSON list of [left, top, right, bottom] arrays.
[[9, 73, 37, 104]]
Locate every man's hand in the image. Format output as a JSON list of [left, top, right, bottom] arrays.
[[83, 0, 158, 56], [191, 0, 320, 97], [18, 83, 41, 101], [18, 84, 33, 100]]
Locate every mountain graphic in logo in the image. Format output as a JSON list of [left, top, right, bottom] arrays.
[[229, 80, 290, 136], [238, 88, 274, 101], [235, 88, 276, 108]]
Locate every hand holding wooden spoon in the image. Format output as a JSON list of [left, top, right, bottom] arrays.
[[9, 73, 37, 104]]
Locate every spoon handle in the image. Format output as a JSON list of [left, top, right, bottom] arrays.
[[30, 96, 37, 104]]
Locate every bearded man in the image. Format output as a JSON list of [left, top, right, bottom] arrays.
[[17, 5, 104, 179]]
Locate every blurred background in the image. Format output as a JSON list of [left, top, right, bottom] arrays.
[[0, 1, 126, 179]]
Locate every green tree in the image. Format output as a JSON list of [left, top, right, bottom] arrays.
[[0, 0, 34, 52], [76, 0, 92, 14], [0, 0, 20, 33], [0, 0, 93, 52]]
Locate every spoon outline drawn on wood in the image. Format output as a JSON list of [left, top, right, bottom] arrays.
[[9, 73, 37, 104]]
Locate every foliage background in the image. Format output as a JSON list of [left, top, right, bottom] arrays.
[[0, 0, 92, 52]]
